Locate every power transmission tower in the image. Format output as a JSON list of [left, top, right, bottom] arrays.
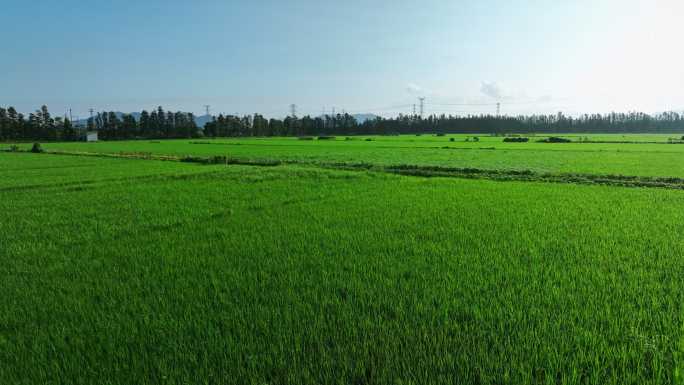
[[418, 97, 425, 117], [88, 108, 95, 130], [204, 105, 211, 116], [413, 104, 416, 116], [290, 104, 297, 118], [496, 102, 501, 116]]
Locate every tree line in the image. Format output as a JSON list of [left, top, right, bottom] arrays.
[[360, 111, 684, 135], [181, 111, 684, 137], [90, 107, 199, 140], [4, 105, 684, 142], [0, 106, 78, 141], [0, 105, 199, 141], [203, 113, 358, 137]]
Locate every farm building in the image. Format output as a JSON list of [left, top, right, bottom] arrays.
[[86, 131, 98, 142]]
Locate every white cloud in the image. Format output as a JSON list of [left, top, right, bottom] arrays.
[[480, 81, 505, 100], [406, 83, 423, 95]]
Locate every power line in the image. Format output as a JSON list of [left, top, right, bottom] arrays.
[[425, 109, 496, 114], [427, 99, 552, 107], [355, 104, 412, 112], [428, 102, 498, 106], [288, 103, 413, 116], [244, 99, 562, 119], [88, 108, 95, 130]]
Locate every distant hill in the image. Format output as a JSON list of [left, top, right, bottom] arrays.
[[193, 114, 213, 128], [352, 114, 380, 123]]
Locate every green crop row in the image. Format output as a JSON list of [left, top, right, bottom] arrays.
[[9, 133, 684, 178], [2, 152, 684, 383]]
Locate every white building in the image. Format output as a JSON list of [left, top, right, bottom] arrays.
[[86, 131, 98, 142]]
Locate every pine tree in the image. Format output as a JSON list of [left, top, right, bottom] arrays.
[[121, 114, 137, 139], [0, 107, 6, 140], [139, 110, 151, 137]]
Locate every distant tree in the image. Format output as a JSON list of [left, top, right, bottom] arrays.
[[106, 111, 120, 139], [0, 107, 6, 140], [185, 113, 198, 138], [268, 118, 283, 136], [62, 117, 76, 141], [87, 116, 95, 132], [139, 110, 151, 137], [166, 111, 175, 138], [121, 114, 138, 139], [156, 106, 165, 138], [252, 114, 268, 136], [6, 107, 21, 139], [8, 103, 684, 141]]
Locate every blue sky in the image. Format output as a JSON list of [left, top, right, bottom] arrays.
[[2, 0, 683, 118]]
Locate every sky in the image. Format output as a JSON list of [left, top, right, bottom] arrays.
[[1, 0, 683, 119]]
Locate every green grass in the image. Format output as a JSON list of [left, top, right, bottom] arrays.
[[12, 133, 684, 178], [2, 150, 684, 384]]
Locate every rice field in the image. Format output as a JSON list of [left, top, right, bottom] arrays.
[[2, 135, 684, 384], [14, 133, 684, 178]]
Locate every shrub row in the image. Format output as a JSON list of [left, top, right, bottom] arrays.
[[537, 137, 572, 143]]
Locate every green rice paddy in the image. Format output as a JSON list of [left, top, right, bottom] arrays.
[[2, 134, 684, 384]]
